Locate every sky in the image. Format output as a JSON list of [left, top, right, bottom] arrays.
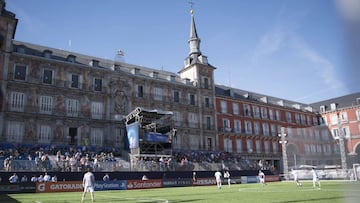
[[6, 0, 360, 104]]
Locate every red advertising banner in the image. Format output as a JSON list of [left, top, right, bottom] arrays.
[[126, 179, 162, 190], [36, 181, 83, 193]]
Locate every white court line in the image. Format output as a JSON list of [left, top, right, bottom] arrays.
[[238, 187, 320, 193], [96, 193, 169, 203]]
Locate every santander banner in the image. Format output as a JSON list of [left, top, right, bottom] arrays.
[[126, 180, 163, 190], [36, 181, 83, 193]]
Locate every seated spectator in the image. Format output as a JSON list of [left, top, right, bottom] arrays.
[[51, 175, 57, 182], [103, 173, 110, 181], [21, 175, 28, 182], [9, 173, 18, 183], [43, 172, 51, 182], [37, 175, 44, 182], [142, 175, 149, 181], [30, 175, 37, 182]]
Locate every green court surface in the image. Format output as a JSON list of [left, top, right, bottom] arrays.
[[1, 181, 360, 203]]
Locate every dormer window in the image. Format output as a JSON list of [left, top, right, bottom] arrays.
[[151, 71, 159, 78], [67, 55, 76, 63], [131, 68, 140, 75], [320, 105, 326, 113], [43, 50, 52, 58], [90, 59, 99, 67], [330, 103, 337, 111]]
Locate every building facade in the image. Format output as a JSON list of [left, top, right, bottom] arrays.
[[311, 93, 360, 167], [215, 85, 339, 170], [0, 2, 216, 152]]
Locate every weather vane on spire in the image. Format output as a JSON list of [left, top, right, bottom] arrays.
[[189, 1, 194, 14]]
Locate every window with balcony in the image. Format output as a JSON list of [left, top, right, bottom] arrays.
[[286, 112, 292, 123], [222, 119, 231, 132], [173, 91, 180, 103], [261, 107, 268, 119], [244, 104, 251, 116], [153, 87, 163, 101], [253, 106, 260, 118], [233, 103, 239, 115], [205, 116, 211, 130], [264, 141, 270, 153], [204, 97, 210, 108], [43, 69, 54, 85], [236, 139, 242, 153], [188, 112, 198, 128], [234, 120, 241, 133], [262, 123, 269, 136], [203, 77, 209, 89], [9, 91, 25, 112], [38, 125, 52, 144], [136, 85, 144, 98], [269, 109, 274, 120], [39, 95, 53, 114], [66, 98, 79, 117], [14, 65, 27, 81], [245, 121, 252, 134], [189, 94, 196, 105], [247, 139, 253, 153], [94, 78, 102, 91], [91, 128, 103, 146], [273, 141, 278, 153], [70, 74, 80, 88], [220, 100, 227, 113], [91, 102, 104, 119], [295, 113, 300, 124], [7, 121, 24, 143], [254, 122, 260, 135], [275, 110, 281, 121], [256, 140, 261, 153]]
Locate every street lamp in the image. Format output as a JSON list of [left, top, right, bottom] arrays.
[[279, 127, 288, 180], [336, 113, 347, 170]]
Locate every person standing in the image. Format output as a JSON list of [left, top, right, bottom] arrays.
[[81, 168, 95, 202], [9, 173, 18, 183], [224, 171, 231, 187], [192, 171, 197, 183], [258, 170, 266, 186], [292, 170, 302, 187], [214, 171, 222, 189], [312, 168, 321, 188]]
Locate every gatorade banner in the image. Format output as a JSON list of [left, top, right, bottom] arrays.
[[126, 122, 139, 149], [36, 181, 83, 193]]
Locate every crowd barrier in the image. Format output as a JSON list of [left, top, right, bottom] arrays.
[[0, 174, 280, 194]]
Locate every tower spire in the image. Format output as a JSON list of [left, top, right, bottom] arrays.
[[188, 1, 201, 57]]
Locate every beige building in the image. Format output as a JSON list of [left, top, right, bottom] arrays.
[[0, 2, 216, 151]]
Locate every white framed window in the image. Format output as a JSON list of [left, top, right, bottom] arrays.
[[286, 112, 292, 123], [270, 124, 276, 136], [269, 109, 274, 120], [205, 116, 211, 130], [38, 125, 52, 144], [254, 122, 260, 135], [91, 128, 103, 146], [256, 140, 261, 153], [330, 114, 338, 125], [224, 138, 233, 152], [253, 106, 260, 118], [264, 141, 270, 153], [91, 102, 104, 119], [304, 144, 310, 154], [114, 128, 123, 146], [136, 85, 144, 98], [42, 69, 54, 85], [247, 139, 253, 153], [68, 73, 82, 89], [339, 112, 348, 122], [356, 110, 360, 121], [244, 104, 251, 116], [220, 100, 227, 113], [173, 90, 180, 103], [222, 119, 230, 131], [188, 112, 198, 128], [233, 103, 239, 115], [236, 139, 242, 153], [245, 121, 252, 134], [39, 95, 53, 114], [9, 91, 25, 112], [14, 64, 27, 81], [262, 123, 269, 136], [153, 87, 163, 101], [272, 141, 278, 153], [7, 121, 24, 142], [188, 93, 196, 105], [261, 107, 268, 119], [234, 120, 241, 133], [66, 99, 79, 117], [275, 110, 281, 121], [300, 114, 306, 125], [93, 78, 102, 91], [172, 111, 182, 126], [204, 97, 210, 108], [295, 113, 300, 124]]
